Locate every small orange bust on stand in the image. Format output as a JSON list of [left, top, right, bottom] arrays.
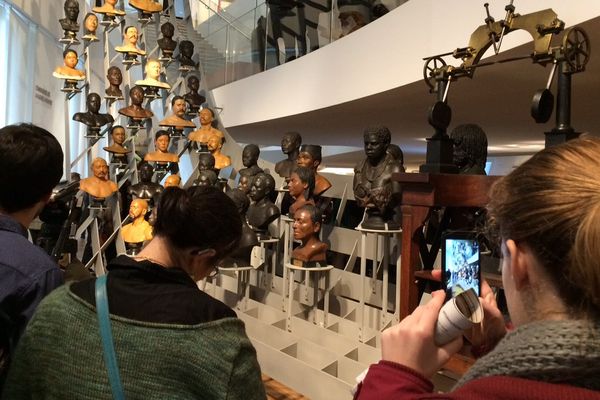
[[79, 157, 118, 199], [121, 198, 153, 244]]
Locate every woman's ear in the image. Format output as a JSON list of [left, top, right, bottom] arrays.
[[505, 239, 531, 291]]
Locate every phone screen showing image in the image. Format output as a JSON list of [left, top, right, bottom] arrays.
[[442, 235, 481, 300]]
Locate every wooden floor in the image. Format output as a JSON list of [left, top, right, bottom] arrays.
[[262, 374, 309, 400]]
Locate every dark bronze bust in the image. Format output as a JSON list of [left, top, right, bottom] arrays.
[[73, 93, 114, 137], [59, 0, 80, 41], [127, 161, 164, 206], [183, 76, 205, 114], [353, 125, 404, 230], [450, 123, 488, 175], [105, 66, 123, 98], [118, 85, 154, 124], [238, 144, 263, 178], [247, 172, 280, 239], [222, 189, 259, 267], [297, 144, 331, 197], [178, 40, 196, 68], [157, 22, 177, 58], [275, 132, 301, 179]]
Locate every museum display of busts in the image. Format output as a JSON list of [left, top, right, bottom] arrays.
[[159, 96, 195, 130], [353, 125, 404, 230], [118, 86, 154, 126], [129, 0, 164, 14], [450, 123, 488, 175], [93, 0, 126, 18], [135, 59, 171, 90], [247, 173, 280, 239], [103, 125, 131, 165], [222, 189, 259, 267], [189, 108, 224, 150], [183, 76, 205, 114], [157, 22, 177, 59], [121, 198, 153, 245], [53, 49, 85, 81], [178, 40, 196, 69], [72, 93, 114, 137], [59, 0, 80, 43], [115, 26, 146, 59], [291, 204, 328, 264], [79, 157, 118, 200], [127, 161, 164, 206], [297, 144, 331, 197], [105, 66, 124, 99], [164, 174, 181, 188], [207, 135, 231, 170], [288, 166, 315, 216], [82, 13, 99, 42], [238, 144, 263, 179], [144, 130, 179, 164], [275, 132, 301, 179]]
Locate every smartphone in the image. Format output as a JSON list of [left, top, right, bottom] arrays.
[[441, 231, 481, 300]]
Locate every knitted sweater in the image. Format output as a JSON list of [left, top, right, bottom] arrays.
[[1, 285, 266, 400]]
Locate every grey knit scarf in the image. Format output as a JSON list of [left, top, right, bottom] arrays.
[[455, 319, 600, 390]]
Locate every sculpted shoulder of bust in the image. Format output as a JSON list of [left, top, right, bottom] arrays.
[[275, 132, 301, 179], [121, 198, 153, 244], [103, 125, 131, 155], [53, 49, 85, 80], [118, 86, 154, 120], [159, 96, 195, 129], [73, 93, 114, 128], [79, 158, 118, 199], [115, 26, 146, 55], [189, 108, 223, 144], [93, 0, 126, 15], [129, 0, 163, 13]]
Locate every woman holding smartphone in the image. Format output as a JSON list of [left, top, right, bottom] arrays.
[[355, 137, 600, 399]]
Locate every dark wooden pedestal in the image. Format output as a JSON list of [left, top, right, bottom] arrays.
[[393, 172, 501, 319]]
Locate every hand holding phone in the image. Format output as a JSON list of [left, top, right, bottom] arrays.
[[442, 231, 481, 300]]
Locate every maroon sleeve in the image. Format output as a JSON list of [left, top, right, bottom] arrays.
[[354, 361, 435, 400]]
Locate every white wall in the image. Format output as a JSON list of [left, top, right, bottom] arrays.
[[212, 0, 600, 128]]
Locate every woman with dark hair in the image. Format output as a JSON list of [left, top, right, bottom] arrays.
[[354, 137, 600, 399], [2, 187, 266, 399]]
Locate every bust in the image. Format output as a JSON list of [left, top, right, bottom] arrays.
[[82, 13, 99, 41], [291, 204, 328, 263], [183, 76, 205, 114], [178, 40, 196, 68], [144, 130, 179, 164], [135, 59, 170, 89], [193, 170, 218, 187], [121, 198, 153, 244], [115, 26, 146, 56], [288, 166, 315, 216], [118, 86, 154, 122], [164, 174, 181, 188], [79, 158, 118, 199], [247, 173, 280, 238], [73, 93, 114, 135], [103, 125, 131, 164], [127, 162, 164, 206], [93, 0, 126, 16], [297, 144, 331, 197], [450, 124, 488, 175], [237, 174, 251, 194], [159, 96, 196, 129], [197, 152, 216, 172], [222, 189, 259, 267], [157, 22, 177, 58], [238, 144, 263, 178], [129, 0, 164, 13], [189, 108, 224, 147], [105, 66, 124, 98], [353, 126, 404, 230], [275, 132, 301, 179], [53, 49, 85, 80], [59, 0, 80, 40], [207, 135, 231, 170]]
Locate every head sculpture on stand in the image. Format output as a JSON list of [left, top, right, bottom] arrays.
[[291, 204, 328, 263], [83, 12, 98, 37], [450, 123, 488, 175], [297, 144, 322, 171]]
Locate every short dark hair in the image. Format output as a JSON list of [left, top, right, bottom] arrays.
[[299, 144, 322, 162], [63, 49, 77, 58], [154, 186, 242, 258], [297, 203, 322, 225], [364, 125, 391, 144], [154, 129, 169, 141], [243, 144, 260, 158], [292, 165, 315, 200], [171, 95, 184, 107], [0, 124, 63, 212]]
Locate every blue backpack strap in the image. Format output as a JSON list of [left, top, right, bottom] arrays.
[[95, 274, 126, 400]]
